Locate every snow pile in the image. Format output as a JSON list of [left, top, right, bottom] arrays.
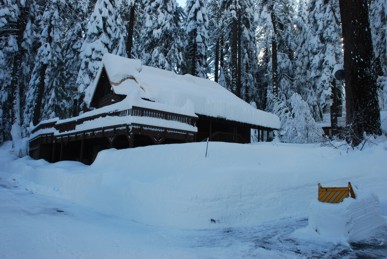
[[294, 189, 385, 244]]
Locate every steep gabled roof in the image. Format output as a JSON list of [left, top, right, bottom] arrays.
[[86, 53, 280, 129]]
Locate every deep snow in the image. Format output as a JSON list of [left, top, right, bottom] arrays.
[[1, 138, 387, 258]]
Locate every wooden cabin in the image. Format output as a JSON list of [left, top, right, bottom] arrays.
[[29, 53, 280, 165]]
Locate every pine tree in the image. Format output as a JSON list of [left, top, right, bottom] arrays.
[[239, 0, 259, 102], [0, 0, 19, 142], [119, 0, 136, 58], [0, 0, 42, 141], [41, 0, 83, 120], [184, 0, 209, 78], [77, 0, 126, 109], [140, 0, 184, 73], [61, 0, 89, 117], [275, 93, 323, 143], [207, 0, 225, 85], [339, 0, 381, 146], [294, 0, 343, 122], [25, 1, 56, 125], [256, 0, 296, 111], [210, 0, 258, 101], [369, 0, 387, 110], [255, 2, 272, 110]]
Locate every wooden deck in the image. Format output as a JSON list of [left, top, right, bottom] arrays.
[[30, 106, 276, 165], [29, 106, 197, 164]]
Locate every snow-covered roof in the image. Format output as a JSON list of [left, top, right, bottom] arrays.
[[85, 53, 280, 129]]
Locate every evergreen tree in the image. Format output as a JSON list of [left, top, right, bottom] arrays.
[[339, 0, 381, 146], [255, 2, 272, 110], [140, 0, 184, 73], [239, 0, 259, 102], [256, 0, 296, 111], [60, 0, 90, 117], [369, 0, 387, 110], [77, 0, 126, 108], [0, 0, 19, 142], [211, 0, 258, 101], [294, 0, 343, 122], [119, 0, 136, 58], [275, 93, 324, 143], [25, 1, 57, 125], [184, 0, 209, 78], [1, 0, 41, 140], [207, 0, 226, 85], [41, 1, 83, 120]]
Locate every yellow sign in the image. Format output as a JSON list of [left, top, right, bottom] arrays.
[[318, 182, 356, 203]]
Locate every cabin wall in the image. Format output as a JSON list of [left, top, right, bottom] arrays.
[[90, 68, 125, 109], [196, 116, 250, 143]]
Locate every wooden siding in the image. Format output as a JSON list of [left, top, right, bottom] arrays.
[[29, 106, 198, 164]]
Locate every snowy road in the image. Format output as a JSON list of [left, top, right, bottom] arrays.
[[0, 176, 197, 258], [189, 218, 387, 258], [1, 176, 386, 259]]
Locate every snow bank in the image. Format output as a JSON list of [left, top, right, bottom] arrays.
[[3, 138, 387, 230], [293, 188, 385, 245]]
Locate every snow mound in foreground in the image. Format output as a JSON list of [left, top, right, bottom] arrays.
[[294, 189, 385, 244]]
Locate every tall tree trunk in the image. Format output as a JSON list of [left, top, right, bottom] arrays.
[[271, 11, 279, 98], [231, 19, 238, 94], [236, 10, 242, 99], [33, 63, 47, 125], [126, 4, 136, 58], [214, 39, 219, 82], [339, 0, 381, 146], [9, 2, 29, 132], [190, 30, 197, 76], [220, 35, 224, 72], [33, 20, 52, 125], [271, 36, 278, 97]]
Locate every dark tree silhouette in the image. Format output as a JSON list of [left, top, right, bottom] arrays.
[[339, 0, 381, 146]]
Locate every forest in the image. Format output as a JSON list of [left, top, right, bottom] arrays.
[[0, 0, 386, 145]]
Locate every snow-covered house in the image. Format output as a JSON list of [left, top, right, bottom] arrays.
[[29, 53, 280, 164]]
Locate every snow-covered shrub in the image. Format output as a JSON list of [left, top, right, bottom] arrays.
[[11, 123, 27, 157], [275, 93, 324, 143]]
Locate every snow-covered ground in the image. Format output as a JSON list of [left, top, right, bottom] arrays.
[[1, 138, 387, 258]]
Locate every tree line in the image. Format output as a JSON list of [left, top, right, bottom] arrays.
[[0, 0, 386, 145]]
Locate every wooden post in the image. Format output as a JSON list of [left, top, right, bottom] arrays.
[[209, 120, 213, 141], [51, 142, 56, 163], [129, 134, 134, 148], [348, 182, 356, 199], [59, 140, 63, 161], [80, 138, 84, 162]]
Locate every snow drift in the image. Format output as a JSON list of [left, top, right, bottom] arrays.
[[1, 139, 387, 258], [4, 139, 387, 230]]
